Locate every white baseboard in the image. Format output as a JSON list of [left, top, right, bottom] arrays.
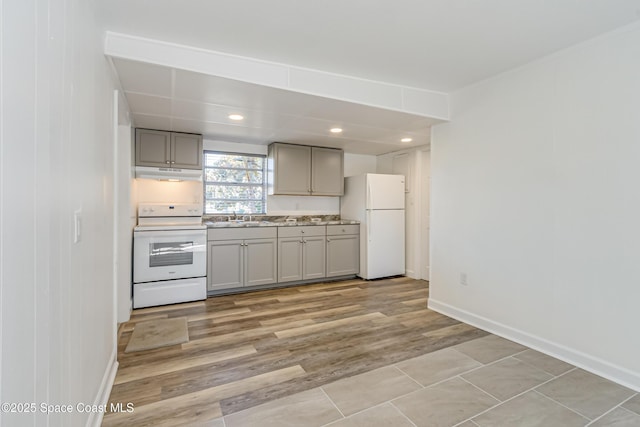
[[86, 348, 119, 427], [428, 298, 640, 392]]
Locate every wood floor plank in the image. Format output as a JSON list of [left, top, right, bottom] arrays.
[[258, 304, 362, 326], [159, 349, 295, 398], [232, 295, 283, 306], [200, 302, 324, 326], [182, 318, 316, 350], [296, 279, 365, 292], [402, 297, 428, 306], [107, 382, 163, 409], [130, 301, 206, 316], [273, 312, 386, 339], [103, 390, 223, 427], [114, 345, 257, 385], [106, 278, 489, 424], [186, 307, 251, 322], [121, 314, 170, 332], [178, 364, 306, 401]]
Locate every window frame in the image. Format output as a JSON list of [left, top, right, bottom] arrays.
[[203, 150, 267, 215]]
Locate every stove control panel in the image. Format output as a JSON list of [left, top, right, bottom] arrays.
[[138, 203, 203, 218]]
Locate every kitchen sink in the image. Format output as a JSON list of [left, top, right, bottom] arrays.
[[206, 220, 271, 227]]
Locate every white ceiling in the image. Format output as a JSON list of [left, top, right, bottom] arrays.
[[102, 0, 640, 155], [112, 57, 440, 155]]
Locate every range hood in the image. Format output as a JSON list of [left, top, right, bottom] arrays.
[[135, 166, 203, 181]]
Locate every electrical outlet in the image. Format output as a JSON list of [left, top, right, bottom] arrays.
[[460, 272, 468, 286]]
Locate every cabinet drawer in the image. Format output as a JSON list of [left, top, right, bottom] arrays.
[[278, 225, 325, 238], [208, 227, 277, 241], [327, 224, 360, 236]]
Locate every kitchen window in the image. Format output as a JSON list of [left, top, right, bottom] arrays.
[[203, 151, 266, 214]]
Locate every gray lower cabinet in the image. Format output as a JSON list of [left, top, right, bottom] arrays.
[[278, 226, 326, 283], [326, 225, 360, 277], [207, 224, 358, 291], [207, 228, 277, 291], [208, 240, 243, 289], [244, 238, 278, 286]]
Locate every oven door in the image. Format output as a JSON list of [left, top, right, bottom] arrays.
[[133, 229, 207, 283]]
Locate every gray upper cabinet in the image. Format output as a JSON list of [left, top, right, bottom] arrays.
[[135, 128, 203, 170], [171, 133, 203, 169], [268, 143, 311, 195], [135, 129, 171, 166], [268, 142, 343, 196], [311, 147, 344, 196]]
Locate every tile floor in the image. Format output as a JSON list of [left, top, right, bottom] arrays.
[[216, 334, 640, 427]]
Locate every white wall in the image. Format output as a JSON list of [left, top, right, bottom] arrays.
[[115, 122, 134, 323], [136, 180, 203, 205], [344, 153, 378, 177], [430, 23, 640, 390], [1, 0, 122, 425]]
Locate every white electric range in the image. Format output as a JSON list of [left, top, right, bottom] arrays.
[[133, 203, 207, 309]]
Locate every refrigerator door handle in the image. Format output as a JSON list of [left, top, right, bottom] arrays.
[[367, 182, 373, 210], [367, 210, 371, 242]]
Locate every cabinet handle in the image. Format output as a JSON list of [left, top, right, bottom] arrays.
[[171, 161, 175, 164], [327, 238, 331, 242], [165, 160, 170, 164], [301, 230, 305, 234]]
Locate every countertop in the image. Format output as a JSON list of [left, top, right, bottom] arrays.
[[205, 220, 359, 228]]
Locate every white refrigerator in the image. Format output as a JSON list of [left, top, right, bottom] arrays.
[[340, 173, 405, 279]]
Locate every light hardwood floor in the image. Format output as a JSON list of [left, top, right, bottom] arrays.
[[103, 277, 488, 426]]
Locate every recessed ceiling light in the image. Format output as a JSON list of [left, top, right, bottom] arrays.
[[401, 137, 413, 143], [330, 127, 343, 134], [228, 114, 244, 121]]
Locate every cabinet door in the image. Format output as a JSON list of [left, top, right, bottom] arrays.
[[303, 236, 326, 280], [270, 143, 311, 195], [244, 238, 277, 287], [171, 132, 203, 169], [278, 237, 303, 283], [311, 147, 344, 196], [207, 240, 243, 290], [136, 129, 171, 167], [326, 235, 359, 277]]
